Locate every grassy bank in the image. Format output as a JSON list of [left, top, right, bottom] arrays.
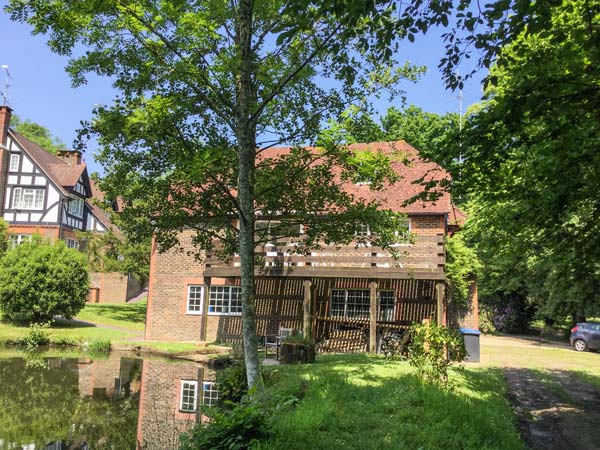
[[255, 354, 525, 450], [75, 300, 147, 332]]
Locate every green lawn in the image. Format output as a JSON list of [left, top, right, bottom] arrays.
[[75, 300, 147, 332], [256, 354, 525, 450]]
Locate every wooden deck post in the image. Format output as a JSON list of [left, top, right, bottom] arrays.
[[303, 280, 313, 341], [436, 282, 446, 326], [369, 281, 378, 353]]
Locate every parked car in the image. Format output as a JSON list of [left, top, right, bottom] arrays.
[[570, 322, 600, 352]]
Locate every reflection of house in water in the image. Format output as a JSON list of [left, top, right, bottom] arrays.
[[76, 353, 142, 399], [136, 359, 217, 450]]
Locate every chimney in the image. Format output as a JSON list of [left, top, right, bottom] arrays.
[[0, 105, 12, 148], [56, 149, 83, 165], [0, 105, 12, 216]]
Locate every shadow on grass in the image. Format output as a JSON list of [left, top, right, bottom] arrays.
[[84, 303, 146, 324], [259, 358, 526, 450], [52, 318, 96, 329]]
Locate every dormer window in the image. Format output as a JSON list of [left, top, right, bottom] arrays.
[[68, 197, 84, 218], [13, 188, 44, 210], [9, 154, 20, 172]]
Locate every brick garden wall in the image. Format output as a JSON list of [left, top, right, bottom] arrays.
[[88, 272, 142, 304], [410, 215, 446, 235]]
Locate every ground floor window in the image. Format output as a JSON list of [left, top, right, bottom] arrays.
[[8, 234, 32, 249], [208, 286, 242, 315], [65, 238, 79, 250], [180, 380, 198, 413], [331, 289, 397, 321], [331, 289, 370, 319], [202, 381, 219, 407], [378, 291, 396, 321], [187, 285, 204, 314]]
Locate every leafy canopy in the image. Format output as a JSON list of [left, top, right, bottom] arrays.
[[10, 114, 66, 154]]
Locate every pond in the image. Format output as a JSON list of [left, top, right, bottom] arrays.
[[0, 350, 220, 450]]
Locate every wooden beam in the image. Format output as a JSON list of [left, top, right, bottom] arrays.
[[201, 276, 211, 341], [436, 282, 446, 326], [204, 266, 446, 280], [369, 281, 378, 353], [303, 280, 313, 341]]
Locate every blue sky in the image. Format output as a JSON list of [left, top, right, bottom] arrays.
[[0, 10, 486, 175]]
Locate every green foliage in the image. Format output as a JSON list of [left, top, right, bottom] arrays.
[[0, 241, 89, 324], [87, 338, 111, 354], [478, 305, 496, 334], [0, 218, 7, 258], [180, 400, 271, 450], [217, 360, 249, 406], [408, 323, 466, 386], [445, 233, 481, 306], [77, 229, 151, 281], [20, 323, 50, 349], [10, 114, 66, 154]]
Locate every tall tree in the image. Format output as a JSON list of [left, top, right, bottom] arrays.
[[11, 115, 66, 154], [7, 0, 428, 390], [450, 0, 600, 322]]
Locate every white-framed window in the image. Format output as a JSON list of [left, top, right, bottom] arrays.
[[391, 219, 412, 246], [8, 234, 32, 249], [187, 285, 204, 314], [65, 238, 80, 250], [202, 381, 219, 407], [331, 289, 371, 319], [180, 380, 198, 413], [378, 291, 396, 321], [355, 223, 371, 238], [12, 188, 44, 210], [68, 197, 84, 218], [208, 286, 242, 315], [9, 154, 20, 172]]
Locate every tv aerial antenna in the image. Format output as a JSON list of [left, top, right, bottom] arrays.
[[1, 65, 11, 106]]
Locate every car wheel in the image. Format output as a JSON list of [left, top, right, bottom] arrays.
[[574, 339, 588, 352]]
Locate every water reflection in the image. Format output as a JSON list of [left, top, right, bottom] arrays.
[[0, 351, 218, 450]]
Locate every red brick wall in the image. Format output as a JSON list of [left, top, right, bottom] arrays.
[[410, 215, 446, 236], [7, 224, 60, 241], [88, 272, 141, 303], [447, 280, 479, 330], [146, 230, 206, 341]]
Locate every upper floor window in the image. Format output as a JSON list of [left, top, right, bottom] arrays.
[[9, 154, 20, 172], [179, 380, 198, 413], [68, 197, 84, 218], [187, 285, 204, 314], [12, 188, 44, 210], [208, 286, 242, 315], [355, 223, 371, 238]]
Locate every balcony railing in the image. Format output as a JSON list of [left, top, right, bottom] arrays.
[[204, 234, 445, 279]]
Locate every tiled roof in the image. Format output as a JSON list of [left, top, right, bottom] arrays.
[[259, 141, 452, 215]]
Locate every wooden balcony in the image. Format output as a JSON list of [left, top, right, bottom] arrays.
[[204, 234, 445, 280]]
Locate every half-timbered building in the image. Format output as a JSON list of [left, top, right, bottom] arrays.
[[145, 141, 479, 351], [0, 105, 113, 249]]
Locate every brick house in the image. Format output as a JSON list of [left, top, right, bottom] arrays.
[[145, 141, 478, 351]]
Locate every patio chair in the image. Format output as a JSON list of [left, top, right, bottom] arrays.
[[264, 327, 294, 359]]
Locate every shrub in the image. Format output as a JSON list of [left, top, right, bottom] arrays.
[[407, 322, 466, 386], [88, 338, 111, 354], [0, 240, 89, 323], [217, 360, 249, 406], [50, 335, 80, 347], [478, 305, 496, 334], [20, 323, 50, 349], [179, 400, 270, 450]]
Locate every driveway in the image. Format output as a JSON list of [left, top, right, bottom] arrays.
[[480, 334, 600, 450]]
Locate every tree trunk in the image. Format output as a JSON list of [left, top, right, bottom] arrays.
[[235, 0, 263, 392]]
